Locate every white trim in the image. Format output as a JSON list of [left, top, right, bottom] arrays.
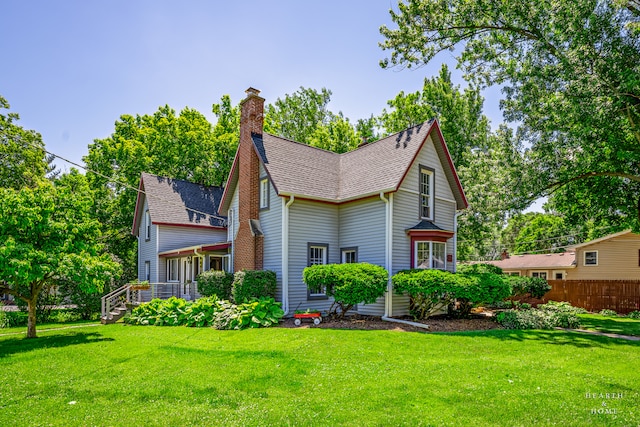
[[419, 167, 434, 221], [259, 178, 269, 209], [435, 196, 457, 205], [281, 195, 295, 315], [414, 241, 447, 270], [380, 193, 392, 317], [531, 271, 548, 279], [552, 270, 566, 280], [584, 250, 598, 266]]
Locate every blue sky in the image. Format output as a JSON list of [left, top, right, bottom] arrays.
[[1, 0, 505, 169]]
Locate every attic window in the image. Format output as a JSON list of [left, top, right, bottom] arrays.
[[144, 210, 151, 241], [259, 178, 269, 209], [584, 251, 598, 266], [419, 166, 434, 220]]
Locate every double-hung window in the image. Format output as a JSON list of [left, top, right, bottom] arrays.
[[584, 251, 598, 266], [308, 243, 328, 299], [419, 166, 434, 220], [341, 247, 357, 264], [415, 241, 446, 270], [144, 210, 151, 241]]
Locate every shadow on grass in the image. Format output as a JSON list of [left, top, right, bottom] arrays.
[[445, 328, 640, 348], [578, 315, 640, 337], [0, 332, 114, 358]]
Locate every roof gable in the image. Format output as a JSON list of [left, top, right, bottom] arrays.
[[131, 173, 225, 235], [568, 229, 634, 250], [248, 119, 467, 208]]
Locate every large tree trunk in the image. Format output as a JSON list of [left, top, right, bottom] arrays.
[[26, 298, 38, 338]]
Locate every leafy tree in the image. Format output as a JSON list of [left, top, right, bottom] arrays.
[[84, 104, 225, 282], [380, 0, 640, 229], [0, 95, 48, 189], [0, 180, 121, 337], [377, 65, 525, 259], [501, 212, 582, 255]]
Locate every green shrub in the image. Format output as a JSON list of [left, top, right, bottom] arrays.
[[303, 263, 388, 317], [496, 308, 580, 329], [212, 297, 284, 330], [197, 270, 234, 300], [392, 269, 466, 319], [0, 303, 8, 328], [507, 276, 551, 299], [627, 310, 640, 319], [232, 270, 277, 303], [599, 309, 618, 317], [538, 300, 587, 315], [58, 279, 107, 320], [457, 263, 503, 275], [15, 284, 62, 323], [125, 296, 284, 330], [455, 271, 511, 316], [2, 311, 28, 327]]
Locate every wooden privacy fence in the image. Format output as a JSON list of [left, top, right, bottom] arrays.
[[544, 280, 640, 314]]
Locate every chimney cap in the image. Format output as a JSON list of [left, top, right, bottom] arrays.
[[245, 87, 261, 96]]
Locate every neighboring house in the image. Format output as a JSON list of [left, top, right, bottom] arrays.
[[486, 252, 576, 280], [131, 173, 228, 299], [487, 230, 640, 280], [217, 87, 468, 317]]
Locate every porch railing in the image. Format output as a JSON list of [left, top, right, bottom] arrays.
[[101, 282, 202, 320]]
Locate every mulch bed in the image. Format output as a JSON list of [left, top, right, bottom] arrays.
[[279, 313, 503, 333]]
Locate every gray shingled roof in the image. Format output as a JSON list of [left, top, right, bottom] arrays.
[[255, 120, 466, 207], [135, 173, 225, 231]]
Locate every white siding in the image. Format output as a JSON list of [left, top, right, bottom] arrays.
[[339, 197, 387, 315], [288, 199, 339, 313]]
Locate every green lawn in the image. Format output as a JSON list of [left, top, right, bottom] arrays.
[[578, 314, 640, 336], [1, 323, 639, 426]]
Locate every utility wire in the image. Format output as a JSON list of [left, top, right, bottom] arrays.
[[39, 146, 228, 223]]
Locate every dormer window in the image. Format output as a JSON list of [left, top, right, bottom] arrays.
[[419, 166, 434, 220]]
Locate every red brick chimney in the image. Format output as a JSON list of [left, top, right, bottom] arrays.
[[501, 250, 509, 260], [234, 87, 264, 272]]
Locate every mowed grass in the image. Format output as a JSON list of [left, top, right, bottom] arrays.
[[578, 314, 640, 336], [1, 323, 639, 427]]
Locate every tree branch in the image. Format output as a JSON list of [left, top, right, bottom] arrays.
[[545, 171, 640, 195]]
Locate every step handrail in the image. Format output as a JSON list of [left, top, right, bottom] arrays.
[[101, 284, 131, 320]]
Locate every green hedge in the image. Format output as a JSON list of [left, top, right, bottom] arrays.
[[303, 263, 388, 317], [197, 270, 234, 300], [232, 270, 277, 303]]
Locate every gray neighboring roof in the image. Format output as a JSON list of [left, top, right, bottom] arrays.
[[132, 173, 225, 234], [487, 252, 576, 270], [254, 119, 467, 207]]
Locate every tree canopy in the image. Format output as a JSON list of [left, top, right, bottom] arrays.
[[380, 0, 640, 230], [0, 175, 121, 337], [0, 95, 48, 189]]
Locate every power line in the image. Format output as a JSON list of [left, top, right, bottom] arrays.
[[39, 147, 228, 224]]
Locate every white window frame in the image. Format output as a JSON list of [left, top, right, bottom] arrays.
[[415, 241, 446, 270], [531, 271, 548, 279], [584, 250, 598, 266], [167, 258, 179, 282], [341, 247, 358, 264], [419, 166, 434, 220], [259, 178, 269, 209], [144, 210, 151, 241], [144, 260, 151, 282], [308, 243, 328, 299], [552, 270, 565, 280], [227, 209, 234, 242], [506, 271, 521, 276]]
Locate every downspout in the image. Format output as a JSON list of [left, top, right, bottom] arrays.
[[281, 195, 295, 315], [379, 193, 391, 318], [454, 211, 462, 273]]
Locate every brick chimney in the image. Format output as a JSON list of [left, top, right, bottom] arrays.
[[500, 250, 509, 260], [234, 87, 265, 272]]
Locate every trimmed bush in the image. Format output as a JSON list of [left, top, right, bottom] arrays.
[[538, 300, 587, 315], [197, 270, 234, 300], [599, 309, 618, 317], [457, 263, 504, 276], [627, 310, 640, 319], [303, 263, 388, 317], [455, 271, 511, 316], [392, 269, 468, 319], [507, 276, 551, 299], [232, 270, 277, 303]]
